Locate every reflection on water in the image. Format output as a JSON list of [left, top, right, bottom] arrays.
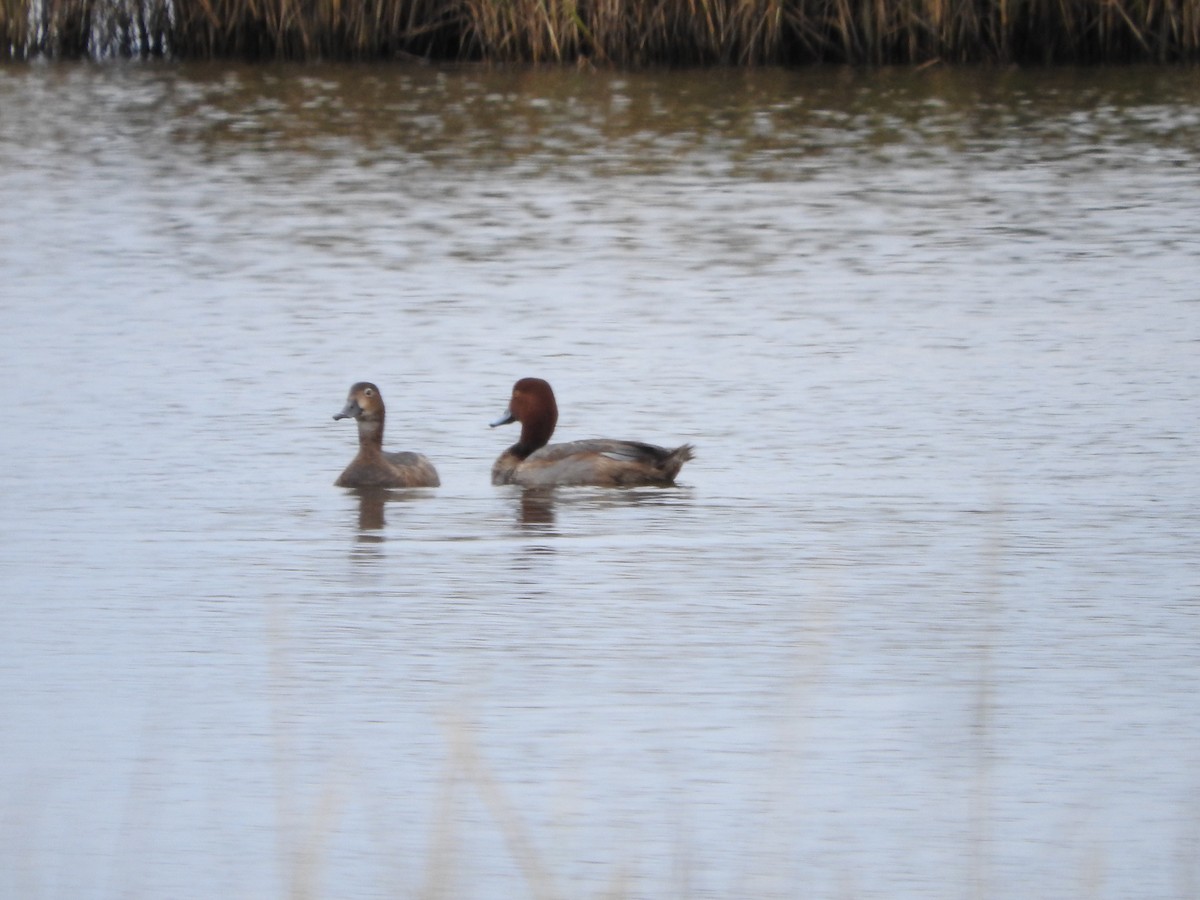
[[504, 485, 695, 530], [514, 488, 557, 529], [352, 487, 388, 533], [346, 486, 437, 535], [1, 63, 1198, 900]]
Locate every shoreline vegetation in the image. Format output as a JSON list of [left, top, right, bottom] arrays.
[[3, 0, 1200, 63]]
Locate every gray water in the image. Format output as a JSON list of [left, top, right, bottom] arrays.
[[1, 62, 1198, 899]]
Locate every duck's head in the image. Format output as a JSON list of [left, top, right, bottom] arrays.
[[334, 382, 385, 422], [491, 377, 558, 451]]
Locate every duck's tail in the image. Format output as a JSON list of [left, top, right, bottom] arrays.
[[661, 443, 695, 482]]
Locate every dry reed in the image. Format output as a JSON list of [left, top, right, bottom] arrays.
[[3, 0, 1200, 62]]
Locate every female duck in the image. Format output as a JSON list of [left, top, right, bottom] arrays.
[[333, 382, 440, 488], [490, 377, 693, 487]]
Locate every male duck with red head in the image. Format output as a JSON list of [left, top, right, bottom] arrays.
[[333, 382, 440, 488], [490, 377, 693, 487]]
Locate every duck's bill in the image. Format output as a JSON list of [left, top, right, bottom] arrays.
[[490, 408, 515, 428], [333, 400, 361, 421]]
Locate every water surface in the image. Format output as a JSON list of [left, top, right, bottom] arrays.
[[1, 63, 1198, 899]]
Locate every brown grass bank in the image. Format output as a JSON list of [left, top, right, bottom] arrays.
[[3, 0, 1200, 63]]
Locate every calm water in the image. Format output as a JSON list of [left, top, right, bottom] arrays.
[[1, 62, 1198, 899]]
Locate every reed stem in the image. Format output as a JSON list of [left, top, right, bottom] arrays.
[[3, 0, 1198, 62]]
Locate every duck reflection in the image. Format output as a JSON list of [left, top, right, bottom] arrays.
[[517, 488, 557, 528], [346, 487, 433, 541], [352, 487, 388, 533], [508, 485, 693, 530]]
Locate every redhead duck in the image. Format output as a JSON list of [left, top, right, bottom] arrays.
[[490, 377, 693, 487], [333, 382, 440, 488]]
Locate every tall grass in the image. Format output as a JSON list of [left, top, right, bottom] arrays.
[[3, 0, 1200, 62]]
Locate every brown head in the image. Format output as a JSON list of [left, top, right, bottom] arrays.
[[490, 377, 558, 457], [334, 382, 386, 447], [334, 382, 385, 422]]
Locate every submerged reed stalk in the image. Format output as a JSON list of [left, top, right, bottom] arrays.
[[3, 0, 1199, 62]]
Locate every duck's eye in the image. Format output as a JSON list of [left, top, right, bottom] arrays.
[[364, 388, 374, 397]]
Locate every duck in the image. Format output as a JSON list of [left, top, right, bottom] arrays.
[[332, 382, 440, 488], [490, 377, 693, 487]]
